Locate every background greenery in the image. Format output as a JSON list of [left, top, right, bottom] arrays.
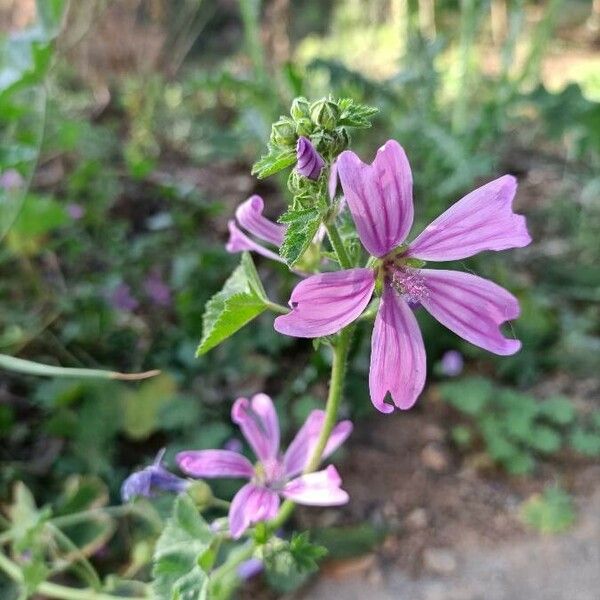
[[1, 0, 599, 596]]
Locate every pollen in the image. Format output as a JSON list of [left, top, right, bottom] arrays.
[[390, 267, 428, 303]]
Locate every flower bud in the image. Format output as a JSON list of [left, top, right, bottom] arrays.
[[270, 117, 296, 148], [295, 117, 314, 137], [187, 480, 214, 509], [331, 128, 350, 155], [296, 136, 325, 180], [290, 97, 311, 121], [310, 99, 340, 130]]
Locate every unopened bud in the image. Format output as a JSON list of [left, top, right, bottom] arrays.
[[296, 136, 325, 180], [270, 117, 296, 148], [187, 480, 214, 509], [290, 97, 311, 121], [295, 117, 314, 137], [310, 99, 340, 130]]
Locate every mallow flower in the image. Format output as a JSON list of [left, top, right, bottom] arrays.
[[226, 195, 287, 264], [177, 393, 352, 539], [121, 449, 189, 502], [274, 140, 531, 413]]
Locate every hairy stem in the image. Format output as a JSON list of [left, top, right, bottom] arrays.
[[325, 223, 353, 269]]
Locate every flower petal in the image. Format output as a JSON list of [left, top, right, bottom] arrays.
[[235, 195, 286, 247], [232, 394, 280, 461], [370, 284, 427, 412], [274, 268, 375, 338], [337, 140, 413, 257], [229, 483, 280, 539], [225, 220, 285, 263], [282, 465, 349, 506], [418, 269, 522, 355], [176, 450, 254, 479], [407, 175, 531, 261], [283, 410, 353, 478]]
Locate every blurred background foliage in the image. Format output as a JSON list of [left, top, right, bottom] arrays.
[[0, 0, 599, 592]]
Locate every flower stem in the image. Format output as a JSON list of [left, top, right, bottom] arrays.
[[325, 223, 353, 269], [264, 300, 289, 314]]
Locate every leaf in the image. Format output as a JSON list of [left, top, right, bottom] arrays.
[[337, 98, 378, 128], [439, 377, 493, 416], [36, 0, 66, 38], [152, 494, 214, 600], [538, 396, 576, 426], [569, 428, 600, 457], [196, 253, 268, 355], [289, 532, 328, 572], [529, 425, 562, 454], [121, 373, 177, 440], [251, 147, 296, 179], [521, 486, 575, 534], [278, 206, 322, 266], [311, 523, 386, 559]]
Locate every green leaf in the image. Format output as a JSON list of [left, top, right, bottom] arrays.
[[278, 206, 322, 266], [251, 147, 296, 179], [311, 523, 386, 559], [121, 373, 177, 440], [569, 428, 600, 457], [521, 486, 575, 534], [337, 98, 378, 128], [538, 396, 576, 426], [196, 253, 268, 355], [529, 425, 562, 454], [152, 494, 214, 600], [36, 0, 66, 38], [439, 377, 494, 416], [289, 532, 328, 572]]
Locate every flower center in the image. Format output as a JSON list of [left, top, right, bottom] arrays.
[[389, 266, 428, 304], [253, 458, 287, 490]]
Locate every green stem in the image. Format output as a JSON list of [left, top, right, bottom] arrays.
[[0, 551, 149, 600], [50, 504, 161, 533], [264, 300, 289, 315], [325, 223, 352, 269]]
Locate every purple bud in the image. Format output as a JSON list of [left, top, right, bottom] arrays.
[[67, 203, 85, 220], [440, 350, 464, 377], [296, 136, 325, 180], [121, 449, 189, 502], [237, 558, 263, 580]]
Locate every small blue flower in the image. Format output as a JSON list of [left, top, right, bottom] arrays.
[[121, 449, 189, 502]]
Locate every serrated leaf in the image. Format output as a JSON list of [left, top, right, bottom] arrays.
[[337, 99, 378, 128], [251, 147, 296, 179], [278, 207, 322, 266], [152, 495, 214, 600], [197, 253, 268, 355], [439, 377, 493, 416]]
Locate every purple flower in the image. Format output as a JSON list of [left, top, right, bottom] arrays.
[[237, 557, 263, 580], [121, 449, 189, 502], [67, 203, 85, 220], [274, 140, 531, 413], [107, 283, 139, 312], [0, 169, 23, 190], [177, 393, 352, 539], [440, 350, 464, 377], [296, 136, 325, 180], [226, 195, 287, 263], [144, 269, 172, 307]]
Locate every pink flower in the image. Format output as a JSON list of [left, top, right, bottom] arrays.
[[177, 393, 352, 539], [226, 195, 287, 264], [274, 140, 531, 413]]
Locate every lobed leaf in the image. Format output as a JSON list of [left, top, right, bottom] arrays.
[[251, 147, 296, 179], [197, 253, 268, 355]]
